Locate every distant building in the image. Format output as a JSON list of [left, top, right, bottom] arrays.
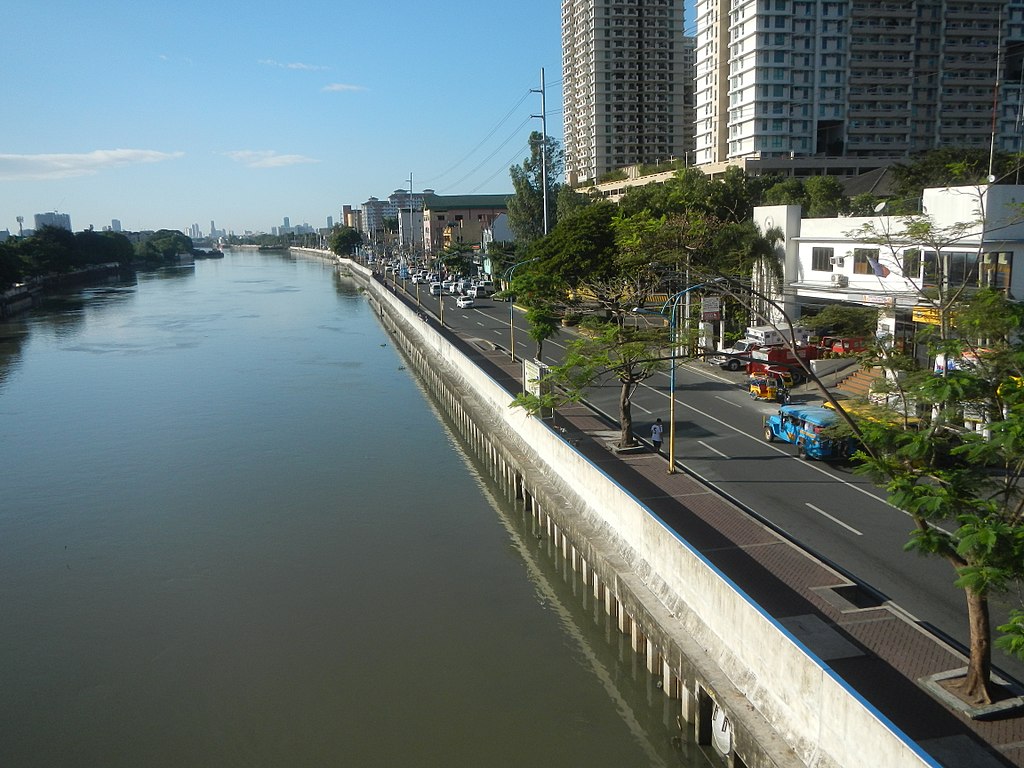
[[111, 219, 122, 233], [0, 230, 9, 242], [421, 193, 509, 254], [326, 216, 333, 229], [34, 211, 72, 231]]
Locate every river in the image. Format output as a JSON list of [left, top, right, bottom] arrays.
[[0, 249, 714, 767]]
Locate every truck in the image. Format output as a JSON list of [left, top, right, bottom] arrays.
[[746, 345, 820, 384], [710, 325, 810, 371]]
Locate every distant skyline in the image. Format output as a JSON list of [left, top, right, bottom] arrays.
[[1, 0, 566, 235]]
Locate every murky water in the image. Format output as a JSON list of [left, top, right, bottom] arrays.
[[0, 250, 713, 767]]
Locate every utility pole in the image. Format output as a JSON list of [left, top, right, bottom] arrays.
[[530, 68, 549, 236]]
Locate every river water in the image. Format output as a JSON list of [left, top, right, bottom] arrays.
[[0, 250, 713, 767]]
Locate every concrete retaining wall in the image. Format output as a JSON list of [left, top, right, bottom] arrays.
[[341, 258, 939, 768]]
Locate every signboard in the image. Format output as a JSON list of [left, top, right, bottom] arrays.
[[523, 359, 552, 419], [912, 306, 941, 325], [701, 296, 721, 322]]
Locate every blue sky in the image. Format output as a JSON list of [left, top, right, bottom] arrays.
[[1, 0, 565, 235]]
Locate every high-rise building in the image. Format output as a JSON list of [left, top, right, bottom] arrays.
[[34, 211, 72, 231], [111, 219, 122, 233], [561, 0, 695, 187], [694, 0, 1024, 170]]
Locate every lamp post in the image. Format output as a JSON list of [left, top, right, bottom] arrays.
[[503, 257, 540, 361], [647, 281, 719, 473]]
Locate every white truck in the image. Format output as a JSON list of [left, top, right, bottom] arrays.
[[710, 325, 810, 371]]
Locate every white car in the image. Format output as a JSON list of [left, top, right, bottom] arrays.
[[429, 282, 442, 296], [456, 295, 475, 309]]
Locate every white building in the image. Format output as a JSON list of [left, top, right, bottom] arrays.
[[755, 185, 1024, 349], [561, 0, 695, 186], [34, 211, 72, 231], [695, 0, 1024, 173]]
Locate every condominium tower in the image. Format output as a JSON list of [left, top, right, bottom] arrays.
[[561, 0, 695, 187], [694, 0, 1024, 168]]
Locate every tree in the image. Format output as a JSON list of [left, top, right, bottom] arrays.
[[852, 290, 1024, 705], [843, 192, 1024, 704], [531, 321, 669, 449], [524, 304, 559, 359], [804, 176, 848, 218], [328, 225, 362, 256], [136, 230, 194, 264], [507, 131, 565, 245]]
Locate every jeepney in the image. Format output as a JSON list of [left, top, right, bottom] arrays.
[[762, 404, 852, 460]]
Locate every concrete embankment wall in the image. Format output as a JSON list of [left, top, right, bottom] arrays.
[[340, 258, 938, 768]]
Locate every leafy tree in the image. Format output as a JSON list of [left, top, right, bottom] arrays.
[[20, 226, 77, 274], [531, 321, 669, 449], [439, 243, 475, 276], [524, 304, 559, 358], [804, 176, 848, 217], [328, 225, 362, 256], [890, 148, 1019, 204], [555, 185, 590, 221], [852, 290, 1024, 705], [802, 304, 879, 337], [762, 178, 806, 208], [75, 230, 134, 266], [507, 131, 564, 244], [0, 239, 27, 288], [136, 230, 194, 264]]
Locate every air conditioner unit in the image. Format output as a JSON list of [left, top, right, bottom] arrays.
[[831, 274, 849, 287], [829, 255, 844, 266]]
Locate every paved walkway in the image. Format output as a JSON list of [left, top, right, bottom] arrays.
[[370, 270, 1024, 767]]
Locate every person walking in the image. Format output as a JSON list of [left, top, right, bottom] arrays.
[[651, 418, 664, 454]]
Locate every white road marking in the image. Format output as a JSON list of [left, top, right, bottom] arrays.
[[633, 401, 652, 414], [714, 395, 742, 408], [698, 440, 729, 458], [806, 503, 863, 536]]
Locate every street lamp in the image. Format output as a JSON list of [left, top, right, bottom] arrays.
[[503, 257, 540, 361], [638, 281, 721, 473]]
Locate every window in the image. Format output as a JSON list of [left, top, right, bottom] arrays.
[[852, 248, 878, 275], [901, 248, 920, 279], [811, 247, 834, 272]]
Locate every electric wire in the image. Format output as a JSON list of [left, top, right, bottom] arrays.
[[469, 144, 532, 193], [439, 115, 534, 192], [422, 90, 534, 187]]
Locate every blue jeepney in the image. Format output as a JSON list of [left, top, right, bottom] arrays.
[[763, 404, 851, 460]]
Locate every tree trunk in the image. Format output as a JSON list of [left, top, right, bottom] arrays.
[[619, 381, 635, 448], [961, 587, 994, 705]]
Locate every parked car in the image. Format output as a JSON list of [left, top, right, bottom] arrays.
[[456, 295, 475, 309]]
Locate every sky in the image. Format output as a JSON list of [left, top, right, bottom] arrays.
[[1, 0, 566, 235]]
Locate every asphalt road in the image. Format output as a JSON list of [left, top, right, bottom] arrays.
[[396, 278, 1024, 684]]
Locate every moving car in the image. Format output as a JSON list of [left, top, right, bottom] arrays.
[[456, 295, 475, 309]]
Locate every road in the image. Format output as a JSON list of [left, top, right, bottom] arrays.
[[394, 277, 1024, 683]]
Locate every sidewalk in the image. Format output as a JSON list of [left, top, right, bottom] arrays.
[[461, 339, 1023, 768]]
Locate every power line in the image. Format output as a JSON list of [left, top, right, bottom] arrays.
[[422, 90, 533, 186], [439, 115, 534, 192], [469, 144, 531, 193]]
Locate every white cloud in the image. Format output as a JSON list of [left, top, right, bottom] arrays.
[[258, 59, 329, 71], [223, 150, 319, 169], [0, 149, 183, 181], [322, 83, 366, 93]]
